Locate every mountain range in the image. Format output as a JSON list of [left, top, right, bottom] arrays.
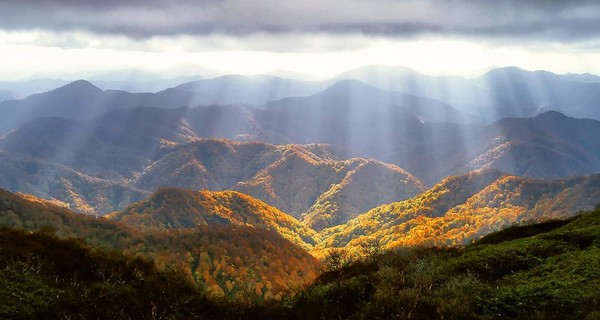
[[3, 104, 600, 214], [2, 66, 600, 276], [335, 65, 600, 120]]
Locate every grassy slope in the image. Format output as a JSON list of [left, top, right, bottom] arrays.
[[275, 207, 600, 319]]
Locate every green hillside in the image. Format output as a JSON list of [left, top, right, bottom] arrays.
[[277, 206, 600, 319]]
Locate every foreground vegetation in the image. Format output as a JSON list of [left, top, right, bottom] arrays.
[[0, 189, 319, 300], [282, 207, 600, 319], [0, 228, 224, 319], [2, 189, 600, 318]]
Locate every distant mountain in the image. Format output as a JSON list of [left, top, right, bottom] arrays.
[[319, 170, 600, 252], [561, 72, 600, 83], [0, 79, 267, 134], [465, 111, 600, 178], [165, 74, 328, 107], [334, 65, 600, 121], [0, 106, 259, 178], [0, 150, 149, 214], [257, 80, 473, 153], [471, 67, 600, 119], [0, 188, 319, 299], [88, 71, 205, 92], [3, 71, 600, 216], [0, 75, 327, 134], [345, 111, 600, 184], [0, 80, 145, 134], [333, 65, 478, 110], [108, 188, 320, 250]]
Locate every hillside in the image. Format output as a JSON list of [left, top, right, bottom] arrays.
[[0, 228, 223, 319], [280, 208, 600, 319], [4, 202, 600, 319], [320, 170, 600, 252], [108, 188, 320, 250], [0, 189, 319, 299], [357, 111, 600, 184], [1, 113, 425, 218], [135, 139, 425, 227], [0, 150, 149, 214], [299, 159, 425, 230]]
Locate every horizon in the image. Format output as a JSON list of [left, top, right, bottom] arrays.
[[5, 64, 600, 84]]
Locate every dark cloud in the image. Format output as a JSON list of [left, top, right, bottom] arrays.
[[0, 0, 599, 42]]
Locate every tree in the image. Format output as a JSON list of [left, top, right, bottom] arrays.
[[325, 248, 352, 272], [359, 237, 382, 261]]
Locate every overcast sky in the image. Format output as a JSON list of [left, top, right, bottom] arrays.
[[1, 0, 600, 80]]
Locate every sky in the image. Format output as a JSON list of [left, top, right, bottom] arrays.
[[1, 0, 600, 81]]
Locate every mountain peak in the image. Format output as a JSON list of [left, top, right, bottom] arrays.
[[56, 79, 102, 93], [533, 110, 569, 121], [481, 66, 528, 78], [323, 79, 379, 93]]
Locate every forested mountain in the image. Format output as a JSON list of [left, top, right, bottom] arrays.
[[320, 170, 600, 252], [335, 110, 600, 184], [2, 68, 600, 247], [0, 118, 427, 218], [4, 0, 600, 315], [133, 139, 425, 228], [108, 188, 320, 250], [3, 102, 600, 215], [0, 188, 319, 299], [0, 150, 149, 214]]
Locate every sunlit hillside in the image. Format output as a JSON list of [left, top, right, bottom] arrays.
[[108, 188, 320, 250], [0, 189, 319, 299], [320, 171, 600, 252]]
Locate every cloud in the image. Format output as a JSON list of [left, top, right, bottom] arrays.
[[0, 0, 599, 42]]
